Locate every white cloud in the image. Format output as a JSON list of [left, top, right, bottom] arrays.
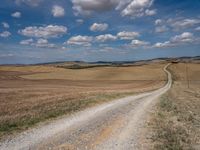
[[72, 0, 155, 18], [52, 5, 65, 17], [195, 26, 200, 31], [155, 19, 162, 25], [2, 22, 9, 28], [72, 0, 118, 16], [20, 38, 55, 48], [35, 38, 55, 48], [19, 25, 67, 38], [153, 41, 171, 48], [20, 38, 34, 45], [90, 23, 108, 32], [37, 38, 48, 44], [153, 32, 195, 48], [154, 18, 200, 33], [66, 35, 93, 46], [115, 0, 132, 10], [130, 39, 149, 47], [61, 46, 68, 50], [117, 31, 139, 40], [168, 18, 200, 30], [15, 0, 43, 7], [96, 34, 117, 42], [11, 12, 21, 18], [0, 31, 11, 38], [155, 25, 168, 33], [121, 0, 154, 17], [154, 19, 168, 33], [153, 17, 200, 34], [101, 46, 115, 52], [145, 9, 156, 16], [171, 32, 194, 43]]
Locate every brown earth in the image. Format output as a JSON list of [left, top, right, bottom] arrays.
[[0, 63, 166, 139]]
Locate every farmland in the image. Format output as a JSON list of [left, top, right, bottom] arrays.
[[0, 62, 166, 139]]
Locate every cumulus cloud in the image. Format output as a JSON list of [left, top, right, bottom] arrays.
[[36, 38, 48, 44], [155, 19, 162, 25], [171, 32, 194, 43], [154, 32, 195, 48], [61, 46, 68, 50], [145, 9, 156, 16], [0, 31, 11, 38], [153, 41, 171, 48], [96, 34, 117, 42], [35, 38, 55, 48], [15, 0, 43, 7], [115, 0, 132, 10], [11, 12, 21, 18], [72, 0, 155, 18], [90, 23, 108, 32], [72, 0, 118, 16], [130, 39, 149, 47], [20, 38, 55, 48], [19, 25, 67, 38], [117, 31, 139, 40], [20, 38, 34, 45], [66, 35, 93, 46], [121, 0, 154, 17], [154, 18, 200, 33], [155, 25, 168, 33], [52, 5, 65, 17], [2, 22, 9, 28], [195, 26, 200, 31], [154, 19, 168, 33], [168, 18, 200, 30]]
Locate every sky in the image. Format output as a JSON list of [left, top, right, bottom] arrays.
[[0, 0, 200, 64]]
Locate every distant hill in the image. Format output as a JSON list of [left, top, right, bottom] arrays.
[[0, 56, 199, 67]]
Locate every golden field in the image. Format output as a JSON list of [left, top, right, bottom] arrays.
[[0, 62, 166, 139]]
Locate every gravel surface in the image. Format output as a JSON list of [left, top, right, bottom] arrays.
[[0, 64, 172, 150]]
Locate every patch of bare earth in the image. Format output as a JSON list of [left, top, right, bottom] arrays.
[[147, 62, 200, 150]]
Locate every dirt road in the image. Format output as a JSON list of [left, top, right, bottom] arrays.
[[0, 64, 172, 150]]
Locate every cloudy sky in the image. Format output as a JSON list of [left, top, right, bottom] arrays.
[[0, 0, 200, 64]]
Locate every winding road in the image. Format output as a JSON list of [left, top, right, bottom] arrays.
[[0, 63, 172, 150]]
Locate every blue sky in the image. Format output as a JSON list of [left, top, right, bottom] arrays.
[[0, 0, 200, 64]]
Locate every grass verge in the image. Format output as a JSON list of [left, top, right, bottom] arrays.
[[150, 88, 200, 150]]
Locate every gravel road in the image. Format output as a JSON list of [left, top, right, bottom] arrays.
[[0, 64, 172, 150]]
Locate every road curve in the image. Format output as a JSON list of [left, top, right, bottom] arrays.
[[0, 64, 172, 150]]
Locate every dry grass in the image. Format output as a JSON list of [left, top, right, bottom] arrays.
[[0, 63, 165, 80], [0, 63, 166, 139], [150, 63, 200, 150]]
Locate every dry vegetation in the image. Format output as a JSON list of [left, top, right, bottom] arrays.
[[0, 63, 165, 80], [0, 63, 166, 139], [150, 62, 200, 150]]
